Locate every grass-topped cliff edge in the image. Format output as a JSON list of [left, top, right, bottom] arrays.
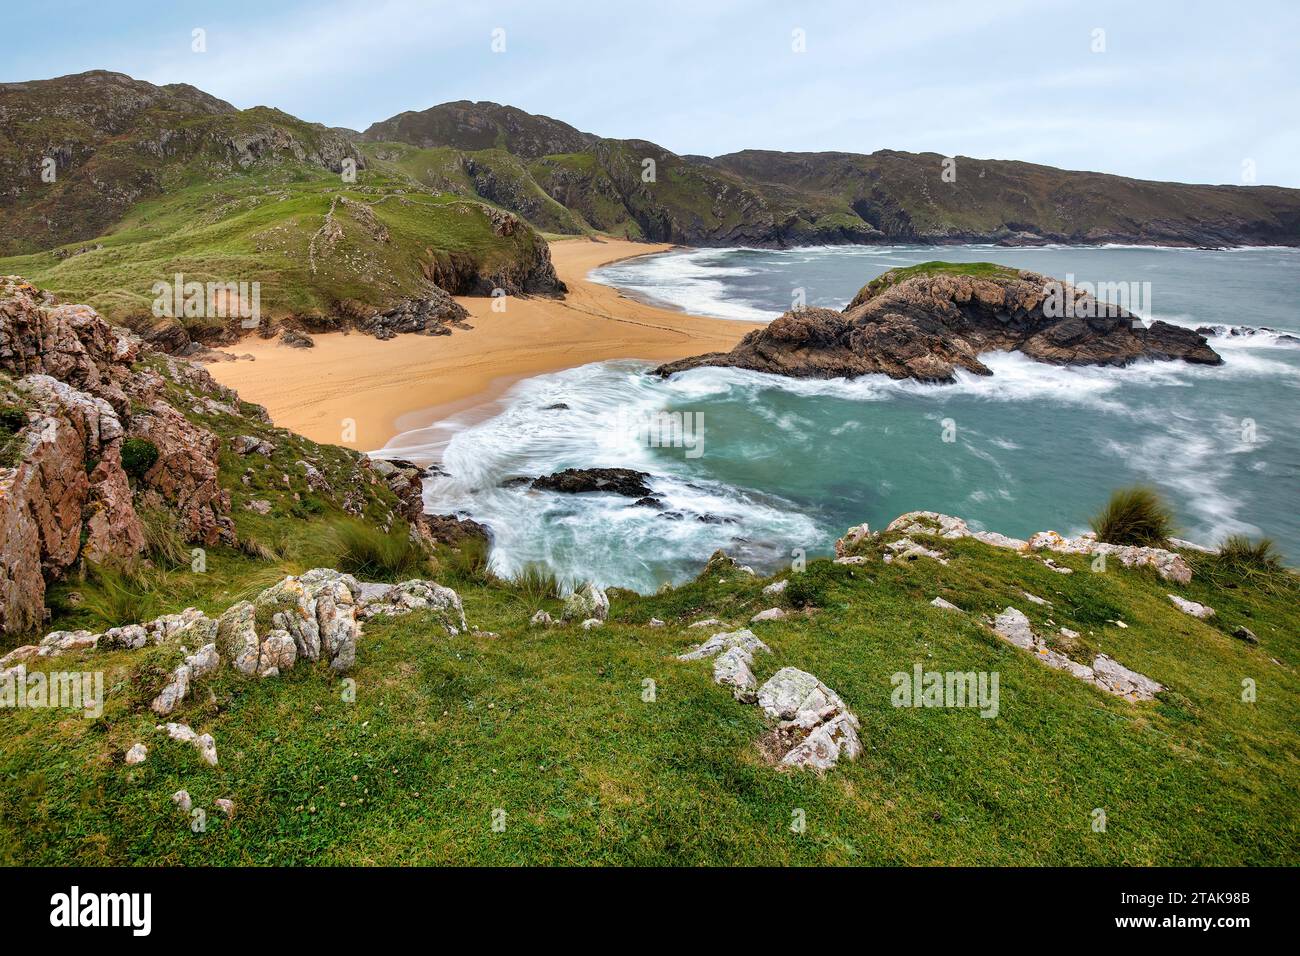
[[2, 495, 1296, 865]]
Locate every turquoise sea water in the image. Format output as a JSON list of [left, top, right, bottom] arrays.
[[388, 245, 1300, 592]]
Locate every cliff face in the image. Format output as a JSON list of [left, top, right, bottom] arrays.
[[0, 277, 236, 632], [655, 264, 1221, 383]]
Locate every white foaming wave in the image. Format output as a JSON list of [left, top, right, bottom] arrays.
[[1101, 411, 1263, 544], [590, 248, 776, 321], [1147, 313, 1300, 349], [660, 346, 1299, 413], [411, 360, 825, 592]]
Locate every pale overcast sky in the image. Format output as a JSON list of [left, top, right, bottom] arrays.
[[5, 0, 1298, 186]]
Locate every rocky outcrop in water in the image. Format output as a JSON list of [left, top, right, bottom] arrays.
[[531, 468, 653, 498], [656, 267, 1222, 383]]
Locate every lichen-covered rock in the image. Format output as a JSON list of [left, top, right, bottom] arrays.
[[712, 646, 758, 702], [158, 721, 218, 766], [678, 628, 771, 661], [257, 630, 297, 678], [124, 743, 148, 765], [1091, 654, 1164, 702], [884, 536, 949, 565], [38, 629, 99, 657], [355, 578, 468, 635], [561, 582, 608, 622], [216, 601, 261, 675], [991, 606, 1163, 701], [150, 642, 219, 716], [834, 523, 873, 556], [530, 609, 553, 627], [755, 667, 862, 771]]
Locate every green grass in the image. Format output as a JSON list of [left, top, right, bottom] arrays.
[[328, 519, 431, 582], [856, 261, 1023, 301], [2, 519, 1296, 865], [1090, 486, 1176, 547], [0, 163, 554, 330]]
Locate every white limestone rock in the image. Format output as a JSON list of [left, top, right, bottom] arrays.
[[124, 743, 148, 765], [561, 582, 609, 622], [712, 646, 758, 703], [678, 628, 771, 661], [755, 667, 861, 772], [750, 607, 788, 623], [1168, 594, 1215, 620]]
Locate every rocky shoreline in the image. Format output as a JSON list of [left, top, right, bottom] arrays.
[[657, 265, 1222, 383]]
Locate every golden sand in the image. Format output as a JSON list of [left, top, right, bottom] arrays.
[[207, 238, 760, 451]]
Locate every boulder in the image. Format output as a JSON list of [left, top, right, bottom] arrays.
[[712, 646, 758, 703], [356, 578, 468, 635], [755, 667, 862, 772], [750, 607, 788, 623], [531, 468, 653, 498], [1168, 594, 1215, 619], [678, 628, 770, 661], [150, 642, 219, 715], [561, 582, 609, 622]]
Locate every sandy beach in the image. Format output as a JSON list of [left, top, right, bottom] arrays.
[[207, 238, 761, 452]]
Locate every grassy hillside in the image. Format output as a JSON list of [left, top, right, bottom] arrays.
[[0, 168, 556, 332], [0, 72, 562, 337], [362, 104, 1300, 248], [3, 506, 1295, 865]]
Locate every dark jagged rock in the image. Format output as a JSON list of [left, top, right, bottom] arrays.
[[531, 468, 653, 498], [279, 329, 315, 348], [354, 290, 470, 340], [1196, 324, 1300, 345], [656, 266, 1222, 384], [421, 513, 490, 548]]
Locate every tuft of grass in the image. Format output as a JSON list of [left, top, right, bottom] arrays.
[[508, 563, 564, 605], [78, 564, 159, 629], [328, 519, 429, 582], [1090, 486, 1176, 547], [439, 536, 493, 586], [1196, 535, 1292, 595], [1217, 535, 1285, 571], [137, 505, 188, 568]]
